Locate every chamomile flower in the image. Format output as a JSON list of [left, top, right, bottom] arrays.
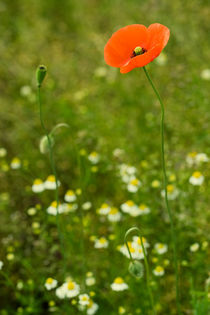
[[64, 190, 76, 202], [97, 203, 111, 215], [127, 177, 141, 193], [108, 207, 122, 222], [161, 185, 179, 200], [45, 278, 57, 290], [87, 299, 99, 315], [190, 243, 199, 252], [88, 152, 100, 164], [151, 180, 161, 188], [47, 201, 65, 215], [121, 200, 137, 214], [82, 201, 92, 210], [45, 175, 60, 190], [186, 152, 197, 166], [11, 157, 21, 169], [195, 153, 209, 164], [32, 179, 45, 193], [111, 277, 128, 291], [119, 164, 137, 183], [154, 243, 168, 255], [64, 203, 78, 213], [153, 266, 165, 276], [0, 261, 3, 270], [79, 294, 90, 306], [86, 272, 96, 286], [94, 237, 109, 249], [189, 171, 204, 186], [136, 204, 150, 216], [56, 281, 80, 299]]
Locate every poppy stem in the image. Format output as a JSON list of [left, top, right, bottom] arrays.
[[143, 66, 181, 314], [37, 86, 67, 274]]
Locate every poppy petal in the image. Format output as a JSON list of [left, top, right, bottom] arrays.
[[120, 44, 162, 73], [104, 24, 149, 68], [147, 23, 170, 50]]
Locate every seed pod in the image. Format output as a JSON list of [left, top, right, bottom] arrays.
[[39, 135, 54, 154], [36, 65, 47, 87], [128, 260, 144, 279]]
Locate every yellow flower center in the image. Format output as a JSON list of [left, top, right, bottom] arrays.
[[66, 190, 74, 196], [193, 171, 202, 178], [155, 266, 163, 272], [99, 237, 106, 244], [167, 185, 174, 193], [67, 281, 75, 290], [126, 200, 134, 206], [158, 243, 164, 249], [109, 207, 118, 215], [51, 201, 58, 208], [114, 277, 124, 284], [134, 46, 143, 55], [130, 179, 139, 186], [101, 203, 108, 208], [47, 175, 55, 182], [33, 179, 43, 185], [188, 152, 197, 158], [46, 278, 53, 284], [139, 204, 146, 210]]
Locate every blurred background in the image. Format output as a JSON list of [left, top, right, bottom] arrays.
[[0, 0, 209, 314]]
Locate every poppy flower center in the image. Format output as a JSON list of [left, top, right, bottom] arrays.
[[132, 46, 147, 58]]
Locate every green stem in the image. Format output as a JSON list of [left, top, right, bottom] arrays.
[[143, 66, 181, 314], [125, 227, 156, 315], [37, 87, 67, 273]]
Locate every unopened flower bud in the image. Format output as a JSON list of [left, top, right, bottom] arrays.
[[128, 261, 144, 278], [39, 135, 54, 154], [36, 65, 47, 87]]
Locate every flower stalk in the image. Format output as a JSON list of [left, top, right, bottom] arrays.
[[143, 66, 181, 314]]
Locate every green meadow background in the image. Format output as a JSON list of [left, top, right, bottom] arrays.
[[0, 0, 209, 314]]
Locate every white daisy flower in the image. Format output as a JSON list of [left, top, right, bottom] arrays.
[[108, 207, 122, 222], [47, 201, 65, 215], [85, 272, 96, 286], [55, 284, 66, 299], [119, 164, 137, 183], [132, 236, 150, 249], [127, 177, 141, 193], [87, 300, 99, 315], [88, 152, 100, 164], [0, 261, 3, 270], [32, 179, 45, 193], [64, 190, 76, 203], [201, 69, 210, 80], [121, 200, 137, 214], [82, 201, 92, 210], [161, 185, 179, 200], [94, 237, 109, 249], [79, 294, 90, 306], [0, 148, 7, 157], [154, 243, 168, 255], [97, 203, 111, 215], [45, 278, 57, 290], [195, 153, 209, 164], [190, 243, 199, 252], [56, 281, 80, 299], [111, 277, 128, 291], [11, 157, 21, 169], [153, 266, 165, 276], [64, 203, 78, 213], [130, 204, 150, 217], [189, 172, 204, 186], [186, 152, 197, 166], [45, 175, 60, 190]]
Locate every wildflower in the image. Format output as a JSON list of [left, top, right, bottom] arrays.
[[119, 164, 137, 183], [111, 277, 128, 291], [87, 299, 99, 315], [121, 200, 137, 214], [154, 243, 168, 255], [56, 281, 80, 299], [189, 171, 204, 186], [127, 177, 141, 193], [136, 204, 150, 216], [151, 180, 160, 188], [82, 201, 92, 210], [118, 307, 126, 314], [88, 152, 100, 164], [186, 152, 197, 166], [0, 148, 7, 157], [97, 203, 111, 215], [153, 266, 165, 276], [161, 184, 179, 200], [195, 153, 209, 164], [64, 203, 78, 213], [11, 157, 21, 169], [94, 237, 109, 249], [79, 294, 90, 306], [104, 23, 170, 73], [45, 278, 57, 290], [27, 207, 37, 216], [113, 148, 124, 158], [190, 243, 199, 252], [47, 201, 65, 215], [201, 69, 210, 80], [32, 179, 45, 193], [86, 272, 96, 286], [108, 207, 122, 222], [64, 190, 76, 203], [0, 261, 3, 269], [45, 175, 60, 190]]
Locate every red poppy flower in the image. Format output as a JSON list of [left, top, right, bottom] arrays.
[[104, 23, 170, 73]]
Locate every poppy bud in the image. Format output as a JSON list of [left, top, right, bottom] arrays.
[[36, 65, 47, 87], [128, 260, 144, 278], [39, 135, 54, 154], [134, 46, 143, 55]]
